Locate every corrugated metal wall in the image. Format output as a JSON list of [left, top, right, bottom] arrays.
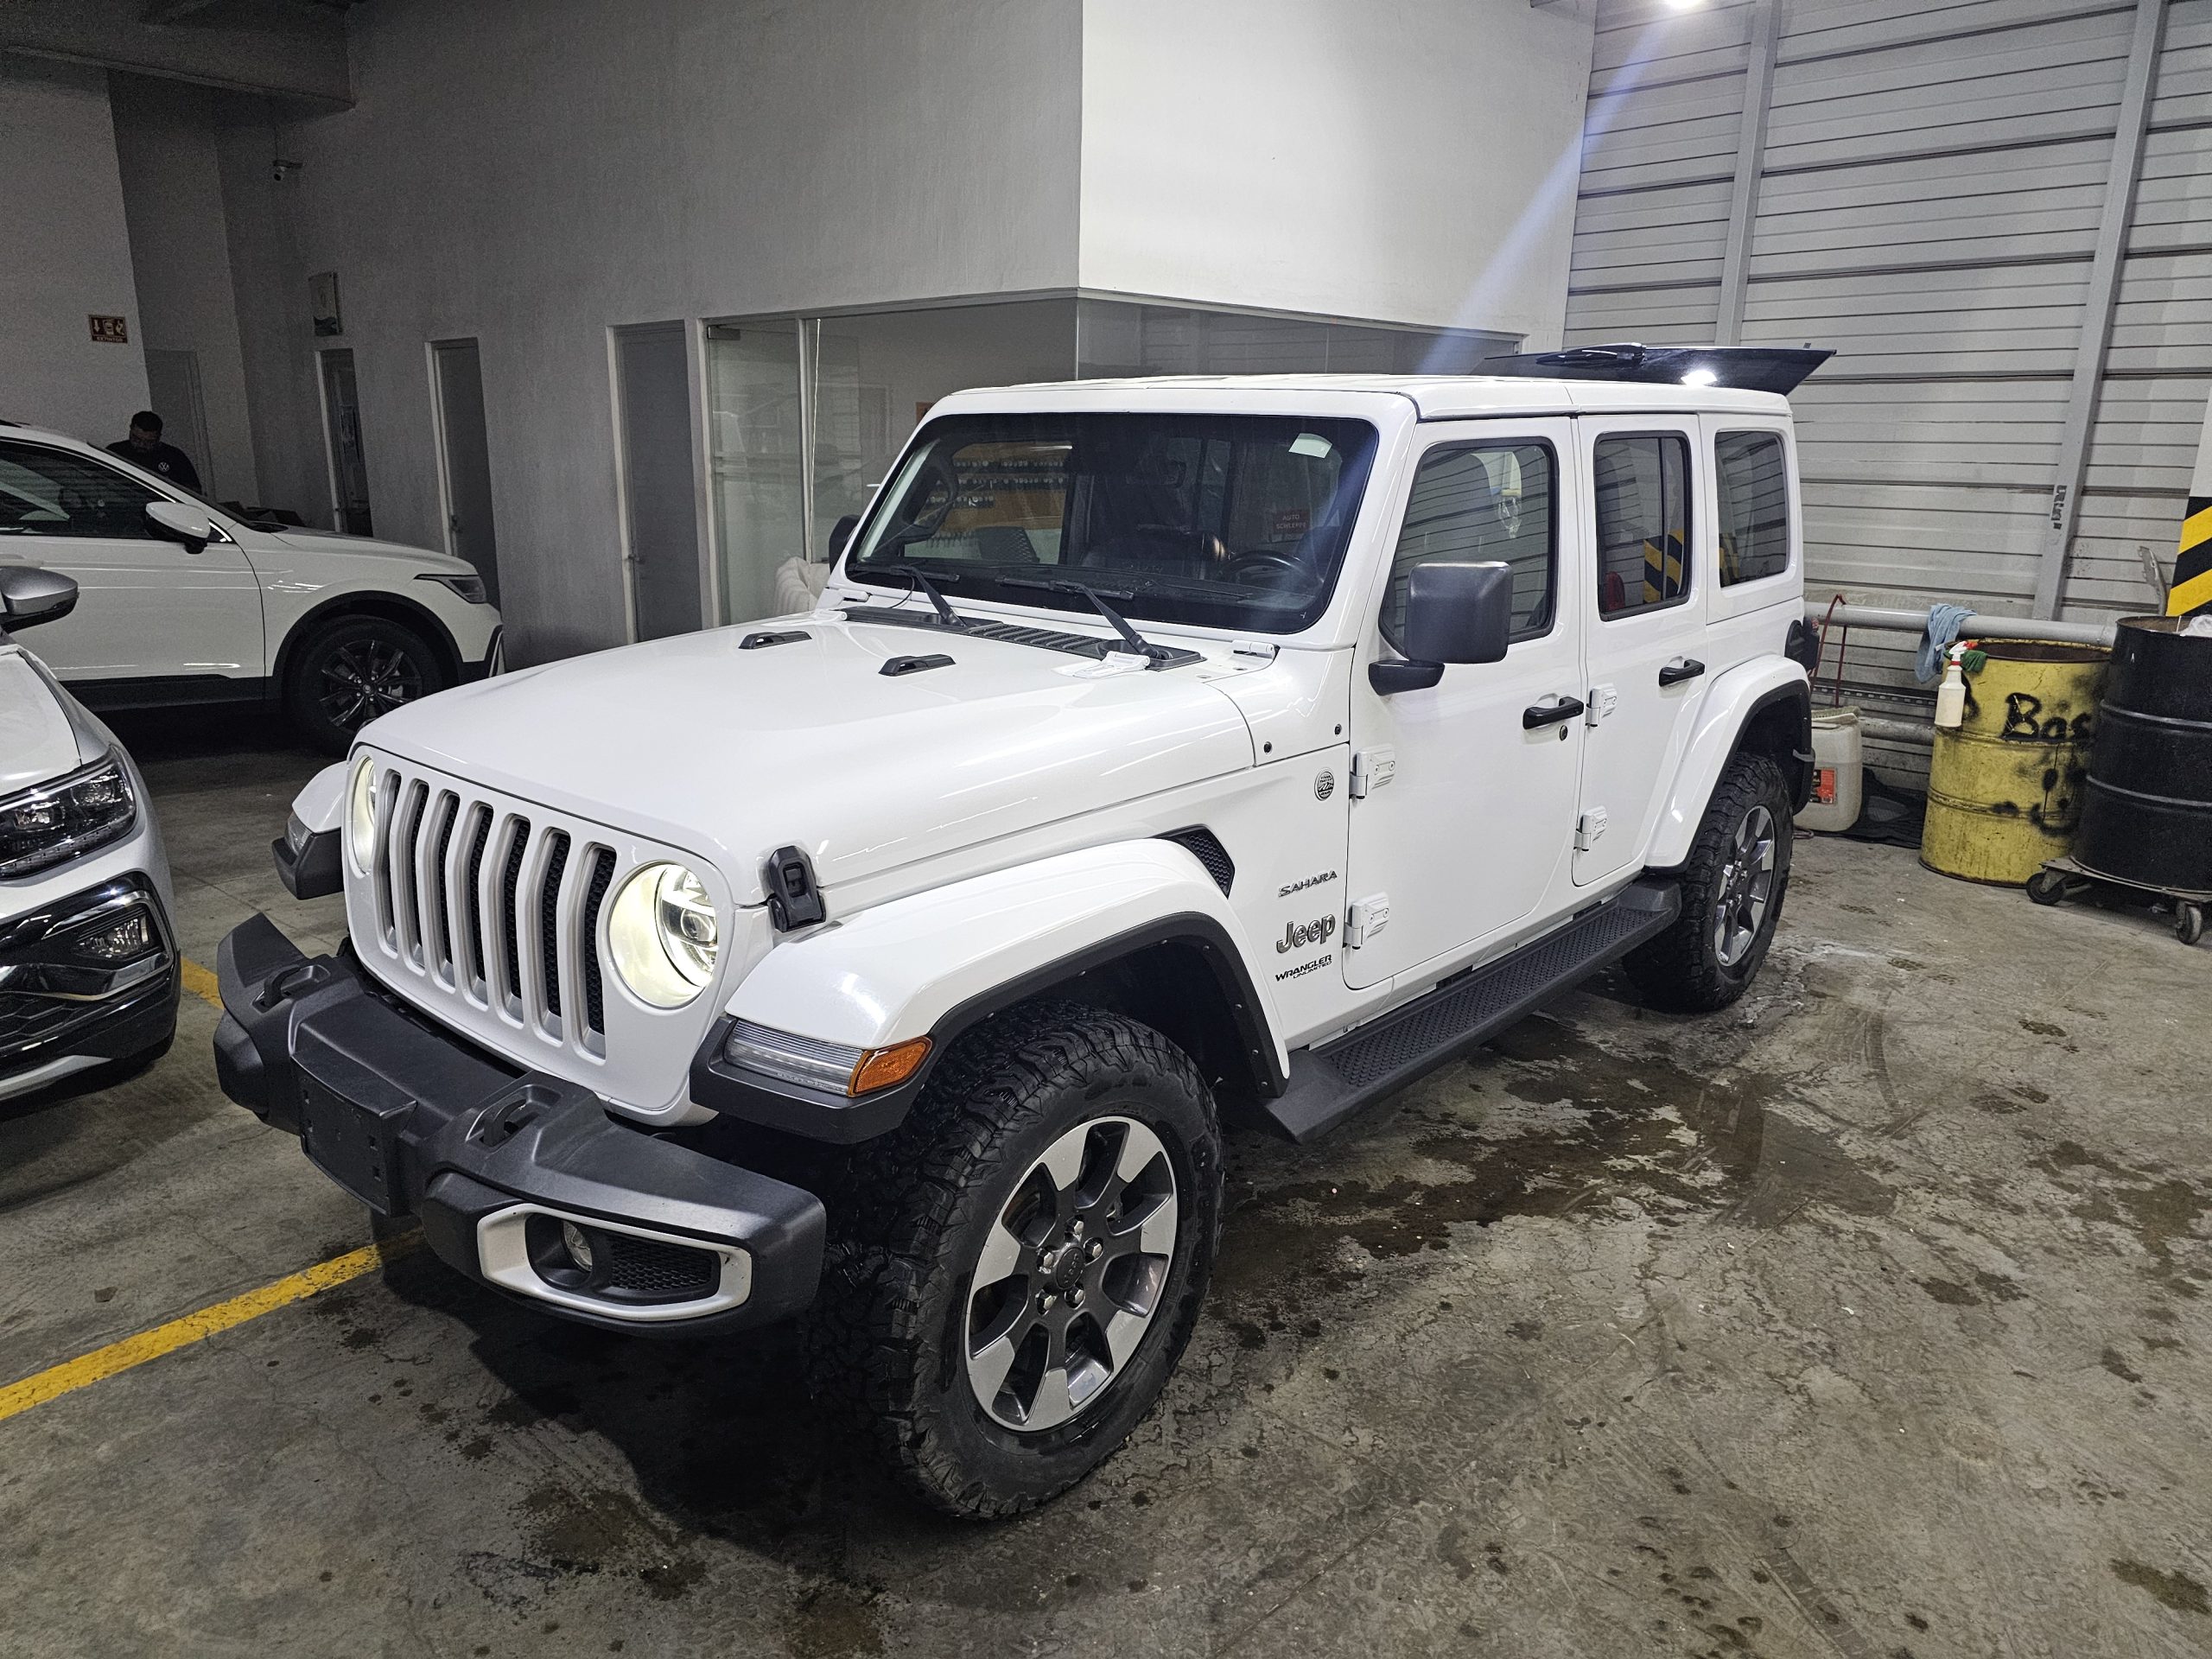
[[1565, 0, 2212, 783]]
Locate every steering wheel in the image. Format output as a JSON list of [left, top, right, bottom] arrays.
[[1224, 550, 1308, 585]]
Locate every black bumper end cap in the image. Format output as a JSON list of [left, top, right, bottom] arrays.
[[272, 823, 343, 900]]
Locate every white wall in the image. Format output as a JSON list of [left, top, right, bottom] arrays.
[[110, 74, 261, 503], [272, 0, 1084, 663], [0, 60, 148, 442], [1078, 0, 1596, 346]]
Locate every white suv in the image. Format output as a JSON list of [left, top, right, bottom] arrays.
[[216, 351, 1825, 1516], [0, 423, 502, 753], [2, 567, 179, 1101]]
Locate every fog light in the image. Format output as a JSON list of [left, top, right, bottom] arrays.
[[70, 909, 155, 963], [562, 1221, 595, 1272]]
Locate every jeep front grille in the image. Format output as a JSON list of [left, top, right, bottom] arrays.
[[369, 770, 622, 1052]]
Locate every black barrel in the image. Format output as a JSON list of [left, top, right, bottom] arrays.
[[2075, 616, 2212, 892]]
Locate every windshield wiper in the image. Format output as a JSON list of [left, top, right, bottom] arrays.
[[1001, 578, 1170, 664]]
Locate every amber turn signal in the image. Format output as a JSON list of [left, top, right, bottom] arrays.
[[849, 1036, 931, 1095]]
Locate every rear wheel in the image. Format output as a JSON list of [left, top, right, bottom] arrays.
[[810, 1002, 1223, 1518], [1624, 753, 1794, 1014], [285, 615, 448, 754]]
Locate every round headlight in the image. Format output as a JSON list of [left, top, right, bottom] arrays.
[[607, 861, 719, 1008], [346, 755, 377, 873]]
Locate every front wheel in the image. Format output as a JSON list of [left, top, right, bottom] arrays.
[[285, 615, 448, 755], [810, 1003, 1223, 1518], [1624, 753, 1795, 1014]]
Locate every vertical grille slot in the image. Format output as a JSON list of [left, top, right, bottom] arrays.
[[390, 780, 429, 964], [500, 817, 531, 1012], [424, 791, 460, 980], [461, 805, 492, 995], [582, 847, 616, 1040], [539, 830, 571, 1023]]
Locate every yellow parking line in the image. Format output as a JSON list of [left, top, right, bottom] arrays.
[[179, 958, 221, 1009], [0, 1235, 419, 1426]]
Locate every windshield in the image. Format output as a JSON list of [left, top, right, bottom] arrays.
[[847, 412, 1380, 633]]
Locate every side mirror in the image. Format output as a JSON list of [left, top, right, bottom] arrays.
[[0, 566, 79, 632], [144, 499, 215, 553], [1370, 561, 1514, 695], [827, 513, 859, 561]]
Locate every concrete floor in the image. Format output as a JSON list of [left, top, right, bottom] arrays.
[[3, 713, 2209, 1659]]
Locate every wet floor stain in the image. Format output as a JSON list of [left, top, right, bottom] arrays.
[[2032, 1140, 2211, 1286], [1217, 1013, 1890, 1294], [2111, 1558, 2209, 1617]]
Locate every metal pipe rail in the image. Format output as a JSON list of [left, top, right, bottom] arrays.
[[1803, 601, 2118, 646]]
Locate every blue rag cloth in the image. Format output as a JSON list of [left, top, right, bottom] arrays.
[[1916, 602, 1975, 683]]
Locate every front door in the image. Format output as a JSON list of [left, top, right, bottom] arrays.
[[1343, 420, 1585, 991], [1574, 417, 1710, 886], [0, 439, 262, 685]]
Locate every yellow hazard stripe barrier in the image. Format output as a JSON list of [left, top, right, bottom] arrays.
[[2180, 503, 2212, 554], [0, 1236, 419, 1426], [2168, 563, 2212, 618]]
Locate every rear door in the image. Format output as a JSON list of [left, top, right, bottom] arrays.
[[1343, 419, 1585, 990], [1573, 416, 1710, 887], [0, 440, 264, 686]]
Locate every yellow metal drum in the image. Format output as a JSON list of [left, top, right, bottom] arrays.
[[1922, 640, 2110, 886]]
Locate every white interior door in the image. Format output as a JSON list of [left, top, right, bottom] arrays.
[[1342, 419, 1584, 991]]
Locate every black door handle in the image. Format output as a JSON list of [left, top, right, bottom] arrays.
[[1658, 657, 1706, 687], [1522, 695, 1586, 729]]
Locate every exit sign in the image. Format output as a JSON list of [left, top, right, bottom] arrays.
[[88, 315, 128, 344]]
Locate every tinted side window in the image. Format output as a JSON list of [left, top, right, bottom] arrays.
[[0, 443, 161, 541], [1592, 433, 1691, 618], [1383, 442, 1556, 650], [1716, 430, 1790, 586]]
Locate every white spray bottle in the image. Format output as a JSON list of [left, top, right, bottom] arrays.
[[1934, 643, 1968, 730]]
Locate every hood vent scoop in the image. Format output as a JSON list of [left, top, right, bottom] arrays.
[[880, 652, 955, 677]]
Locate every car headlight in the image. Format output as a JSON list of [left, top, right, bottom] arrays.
[[346, 755, 378, 873], [416, 571, 489, 605], [607, 861, 718, 1007], [0, 757, 137, 879]]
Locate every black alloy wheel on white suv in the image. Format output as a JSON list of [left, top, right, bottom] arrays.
[[286, 614, 450, 755], [810, 1001, 1224, 1518]]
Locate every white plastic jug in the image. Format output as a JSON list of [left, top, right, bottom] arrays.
[[1802, 707, 1864, 833]]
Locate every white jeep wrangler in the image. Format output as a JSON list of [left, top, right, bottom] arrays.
[[216, 348, 1823, 1517]]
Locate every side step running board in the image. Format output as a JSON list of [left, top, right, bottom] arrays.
[[1261, 879, 1681, 1142]]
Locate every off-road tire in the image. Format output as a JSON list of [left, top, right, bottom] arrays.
[[286, 615, 448, 755], [807, 1001, 1224, 1519], [1624, 752, 1794, 1014]]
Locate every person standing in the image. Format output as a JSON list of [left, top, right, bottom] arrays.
[[108, 410, 201, 492]]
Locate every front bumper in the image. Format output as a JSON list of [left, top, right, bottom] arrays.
[[213, 912, 823, 1333], [1, 874, 179, 1094]]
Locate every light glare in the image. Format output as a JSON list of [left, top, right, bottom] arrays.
[[1681, 368, 1719, 387]]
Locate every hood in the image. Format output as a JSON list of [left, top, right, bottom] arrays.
[[362, 617, 1255, 901], [0, 645, 85, 792]]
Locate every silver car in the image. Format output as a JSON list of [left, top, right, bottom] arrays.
[[2, 566, 178, 1102]]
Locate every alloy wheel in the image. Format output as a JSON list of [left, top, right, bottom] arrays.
[[1712, 803, 1777, 969], [963, 1115, 1179, 1433], [319, 638, 424, 730]]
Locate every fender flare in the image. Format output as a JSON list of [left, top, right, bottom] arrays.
[[1646, 660, 1812, 869], [690, 840, 1287, 1143]]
